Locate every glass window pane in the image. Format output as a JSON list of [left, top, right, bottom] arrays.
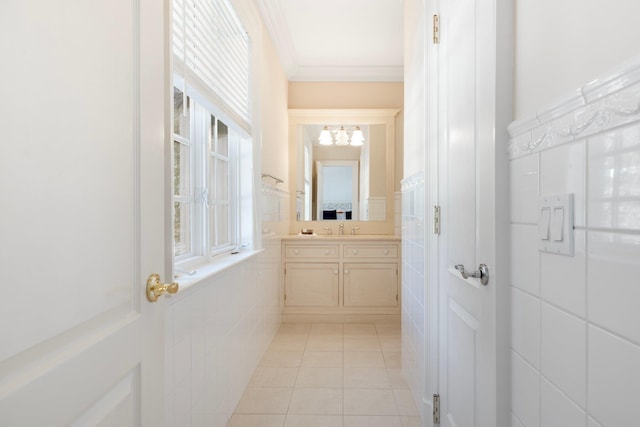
[[217, 120, 228, 157], [173, 140, 190, 196], [216, 159, 228, 200], [209, 115, 216, 153], [217, 204, 229, 246], [173, 87, 190, 138], [174, 201, 191, 256], [209, 204, 217, 247]]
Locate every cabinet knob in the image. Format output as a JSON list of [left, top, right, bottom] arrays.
[[383, 249, 390, 255], [333, 270, 338, 274], [324, 250, 329, 255], [344, 269, 349, 275], [293, 249, 299, 255], [352, 249, 358, 255]]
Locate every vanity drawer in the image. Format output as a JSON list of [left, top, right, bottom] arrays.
[[285, 245, 339, 258], [344, 245, 398, 258]]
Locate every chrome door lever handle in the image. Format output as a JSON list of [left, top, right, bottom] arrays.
[[455, 264, 489, 286]]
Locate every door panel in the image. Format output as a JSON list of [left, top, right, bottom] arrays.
[[447, 0, 478, 270], [437, 0, 502, 425], [0, 0, 166, 424], [447, 299, 479, 427]]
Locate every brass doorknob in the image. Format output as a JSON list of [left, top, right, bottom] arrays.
[[146, 273, 179, 302]]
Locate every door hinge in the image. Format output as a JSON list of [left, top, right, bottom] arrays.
[[396, 294, 398, 302], [433, 393, 440, 424], [433, 14, 440, 44], [284, 293, 286, 301], [434, 205, 441, 235]]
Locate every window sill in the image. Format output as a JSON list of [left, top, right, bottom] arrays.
[[170, 249, 263, 296]]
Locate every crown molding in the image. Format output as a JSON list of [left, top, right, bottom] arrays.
[[290, 65, 404, 82], [254, 0, 299, 78]]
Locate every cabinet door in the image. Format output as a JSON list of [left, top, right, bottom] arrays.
[[344, 263, 398, 307], [285, 263, 339, 307]]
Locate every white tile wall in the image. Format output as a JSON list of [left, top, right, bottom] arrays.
[[400, 172, 425, 421], [510, 225, 540, 296], [508, 60, 640, 427], [541, 379, 586, 427], [540, 304, 586, 408], [512, 351, 540, 427], [588, 326, 640, 427], [164, 239, 282, 427], [511, 288, 540, 369]]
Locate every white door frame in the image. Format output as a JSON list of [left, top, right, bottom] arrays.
[[316, 160, 359, 221]]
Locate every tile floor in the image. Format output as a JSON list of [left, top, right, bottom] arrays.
[[227, 322, 421, 427]]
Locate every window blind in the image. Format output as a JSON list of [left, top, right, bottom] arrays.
[[173, 0, 251, 133]]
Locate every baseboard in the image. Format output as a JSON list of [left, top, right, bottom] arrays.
[[281, 314, 401, 323]]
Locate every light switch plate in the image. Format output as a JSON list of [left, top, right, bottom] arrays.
[[539, 194, 574, 256]]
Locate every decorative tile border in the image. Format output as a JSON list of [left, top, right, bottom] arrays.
[[508, 54, 640, 159]]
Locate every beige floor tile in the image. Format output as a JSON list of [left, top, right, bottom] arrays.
[[226, 414, 286, 427], [259, 351, 303, 368], [278, 323, 312, 335], [343, 323, 377, 336], [343, 415, 402, 427], [310, 323, 344, 336], [386, 369, 409, 389], [249, 367, 298, 388], [344, 367, 391, 388], [393, 389, 419, 416], [378, 336, 401, 352], [344, 351, 386, 368], [234, 387, 292, 414], [284, 414, 343, 427], [383, 351, 402, 368], [343, 388, 398, 415], [306, 335, 344, 351], [375, 323, 401, 336], [344, 336, 381, 352], [301, 351, 343, 368], [268, 335, 308, 352], [288, 388, 343, 415], [295, 367, 343, 388], [400, 415, 423, 427]]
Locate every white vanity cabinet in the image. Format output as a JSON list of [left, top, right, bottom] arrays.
[[282, 237, 400, 318]]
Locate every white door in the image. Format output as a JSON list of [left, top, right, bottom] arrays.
[[434, 0, 510, 425], [0, 0, 168, 425]]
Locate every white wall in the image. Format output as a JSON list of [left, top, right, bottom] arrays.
[[515, 0, 640, 119], [509, 59, 640, 427], [164, 246, 281, 426]]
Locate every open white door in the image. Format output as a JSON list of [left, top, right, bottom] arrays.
[[434, 0, 511, 425], [0, 0, 168, 425]]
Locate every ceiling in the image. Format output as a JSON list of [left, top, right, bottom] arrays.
[[255, 0, 404, 82]]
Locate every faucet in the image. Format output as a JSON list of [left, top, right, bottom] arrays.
[[339, 223, 344, 235], [351, 226, 360, 235], [323, 226, 333, 235]]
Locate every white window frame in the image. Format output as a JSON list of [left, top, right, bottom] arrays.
[[172, 88, 196, 262], [173, 83, 247, 267]]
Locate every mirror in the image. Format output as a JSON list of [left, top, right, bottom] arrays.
[[289, 109, 399, 223]]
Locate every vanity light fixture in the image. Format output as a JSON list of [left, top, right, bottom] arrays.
[[350, 126, 364, 146], [335, 126, 349, 145], [318, 126, 333, 145], [317, 125, 365, 146]]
